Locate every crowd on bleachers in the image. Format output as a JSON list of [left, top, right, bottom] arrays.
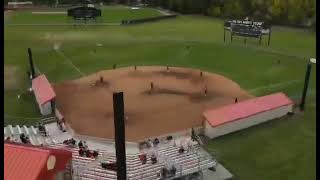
[[62, 138, 100, 159], [4, 122, 54, 146], [4, 123, 217, 180]]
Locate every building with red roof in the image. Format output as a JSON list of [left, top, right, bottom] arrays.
[[203, 92, 294, 139], [32, 74, 56, 116], [4, 143, 72, 180]]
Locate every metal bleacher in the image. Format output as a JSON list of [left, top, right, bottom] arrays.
[[4, 124, 56, 146], [48, 142, 217, 180]]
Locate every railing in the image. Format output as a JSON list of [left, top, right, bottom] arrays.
[[121, 14, 177, 25], [39, 116, 57, 124]]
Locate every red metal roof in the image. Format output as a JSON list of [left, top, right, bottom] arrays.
[[4, 143, 72, 180], [203, 92, 294, 127], [32, 75, 56, 105]]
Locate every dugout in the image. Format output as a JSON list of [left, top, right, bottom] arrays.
[[32, 75, 56, 116], [203, 92, 293, 139], [67, 5, 102, 20]]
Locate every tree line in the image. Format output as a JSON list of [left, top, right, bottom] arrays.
[[148, 0, 316, 29]]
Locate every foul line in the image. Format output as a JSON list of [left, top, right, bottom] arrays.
[[55, 50, 85, 76], [249, 79, 301, 93], [35, 66, 42, 74]]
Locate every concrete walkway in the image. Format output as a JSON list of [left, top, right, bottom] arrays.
[[157, 9, 173, 16], [203, 164, 233, 180]]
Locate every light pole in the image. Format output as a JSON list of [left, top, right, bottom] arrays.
[[299, 58, 316, 111]]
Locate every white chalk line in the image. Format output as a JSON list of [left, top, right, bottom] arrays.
[[249, 79, 302, 93], [35, 66, 42, 74], [289, 89, 316, 100], [55, 50, 85, 76]]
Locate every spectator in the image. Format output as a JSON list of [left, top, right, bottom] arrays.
[[92, 150, 99, 158], [56, 119, 60, 127], [173, 139, 176, 147], [178, 146, 185, 154], [160, 167, 168, 178], [147, 139, 152, 148], [70, 138, 76, 145], [79, 148, 85, 157], [151, 154, 157, 164], [60, 122, 66, 132], [63, 138, 76, 146], [83, 141, 88, 151], [166, 136, 173, 141], [38, 123, 47, 136], [25, 136, 31, 144], [78, 140, 83, 148], [170, 165, 176, 175], [20, 133, 29, 144], [153, 138, 160, 146], [5, 136, 11, 142], [85, 150, 91, 157], [139, 154, 147, 164]]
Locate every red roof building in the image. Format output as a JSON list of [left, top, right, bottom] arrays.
[[32, 74, 56, 106], [4, 143, 72, 180], [203, 92, 294, 138]]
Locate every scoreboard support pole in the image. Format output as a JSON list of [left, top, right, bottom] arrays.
[[299, 62, 312, 111], [268, 28, 271, 46], [231, 33, 233, 43], [223, 29, 226, 43], [259, 35, 262, 45], [27, 48, 36, 79], [244, 38, 247, 45]]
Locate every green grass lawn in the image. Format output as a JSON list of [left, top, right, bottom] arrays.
[[4, 8, 316, 180], [5, 5, 161, 24]]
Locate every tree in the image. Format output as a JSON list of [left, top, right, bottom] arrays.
[[287, 0, 305, 24], [207, 5, 221, 17], [224, 0, 245, 18]]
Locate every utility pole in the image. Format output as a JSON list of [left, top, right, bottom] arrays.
[[299, 58, 316, 111]]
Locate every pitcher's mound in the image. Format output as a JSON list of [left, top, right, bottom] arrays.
[[53, 66, 253, 142]]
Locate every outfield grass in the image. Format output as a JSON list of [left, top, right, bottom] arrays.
[[5, 6, 161, 24], [4, 8, 316, 180]]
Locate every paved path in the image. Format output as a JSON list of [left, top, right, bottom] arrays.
[[157, 9, 173, 16], [203, 164, 233, 180]]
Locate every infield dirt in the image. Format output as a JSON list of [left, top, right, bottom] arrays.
[[53, 66, 253, 142]]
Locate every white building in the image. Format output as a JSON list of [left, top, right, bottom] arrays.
[[203, 92, 294, 139], [32, 75, 56, 116]]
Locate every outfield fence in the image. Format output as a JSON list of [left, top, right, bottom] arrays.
[[121, 14, 177, 25]]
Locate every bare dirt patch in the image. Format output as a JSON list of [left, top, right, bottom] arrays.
[[4, 65, 20, 91], [4, 10, 14, 21], [53, 66, 253, 142]]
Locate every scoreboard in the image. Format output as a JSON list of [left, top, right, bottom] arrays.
[[223, 19, 271, 45]]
